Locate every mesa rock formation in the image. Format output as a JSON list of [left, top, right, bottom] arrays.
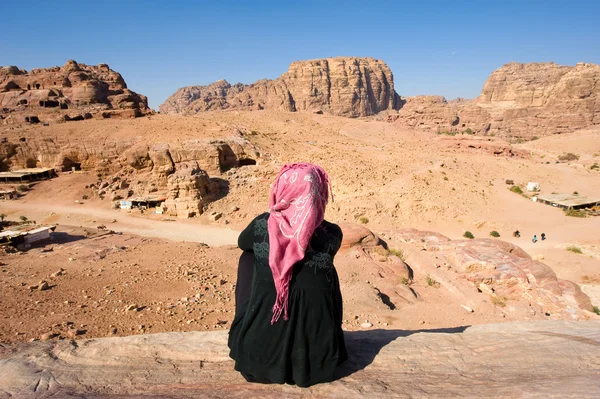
[[0, 60, 149, 124], [394, 62, 600, 138], [2, 321, 599, 398], [160, 57, 399, 117]]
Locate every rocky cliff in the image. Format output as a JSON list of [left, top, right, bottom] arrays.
[[395, 62, 600, 138], [0, 60, 150, 124], [160, 57, 399, 117]]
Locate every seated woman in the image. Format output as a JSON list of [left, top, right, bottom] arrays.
[[228, 163, 347, 387]]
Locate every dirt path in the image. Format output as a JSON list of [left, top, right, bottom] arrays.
[[0, 200, 240, 247]]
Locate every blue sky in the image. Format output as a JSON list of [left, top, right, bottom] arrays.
[[2, 1, 599, 109]]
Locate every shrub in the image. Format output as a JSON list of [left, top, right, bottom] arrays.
[[17, 184, 28, 192], [425, 274, 439, 287], [463, 231, 474, 239], [558, 153, 579, 162], [443, 176, 448, 181], [591, 163, 599, 170], [516, 138, 523, 144], [359, 216, 369, 224], [399, 277, 412, 286], [387, 248, 406, 261], [594, 306, 600, 316], [491, 296, 507, 307], [573, 191, 579, 195], [566, 246, 583, 254], [531, 136, 539, 141], [490, 231, 500, 238], [464, 128, 473, 135], [565, 208, 587, 218], [509, 185, 524, 195], [19, 215, 28, 223]]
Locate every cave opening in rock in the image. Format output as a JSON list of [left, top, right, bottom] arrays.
[[5, 81, 20, 90], [19, 99, 28, 105], [25, 158, 37, 168], [35, 84, 40, 89], [62, 158, 81, 172], [40, 100, 59, 108], [60, 102, 69, 109], [27, 84, 31, 90], [238, 159, 257, 166]]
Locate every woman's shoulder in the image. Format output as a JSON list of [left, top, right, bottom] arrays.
[[247, 212, 270, 226], [320, 220, 343, 238]]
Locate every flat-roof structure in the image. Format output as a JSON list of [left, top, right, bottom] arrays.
[[0, 167, 55, 183], [0, 225, 56, 246], [120, 196, 166, 210], [536, 193, 600, 210], [0, 189, 17, 199]]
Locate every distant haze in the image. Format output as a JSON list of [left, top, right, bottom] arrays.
[[2, 0, 599, 109]]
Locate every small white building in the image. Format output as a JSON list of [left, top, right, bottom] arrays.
[[526, 182, 540, 192]]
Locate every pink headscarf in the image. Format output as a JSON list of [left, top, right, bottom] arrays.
[[268, 163, 332, 324]]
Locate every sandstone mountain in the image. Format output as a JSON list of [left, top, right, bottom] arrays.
[[159, 57, 399, 117], [0, 60, 150, 124], [394, 62, 600, 138]]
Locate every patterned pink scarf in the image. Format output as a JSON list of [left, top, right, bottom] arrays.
[[268, 163, 331, 324]]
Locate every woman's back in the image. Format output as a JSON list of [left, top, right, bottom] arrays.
[[228, 212, 347, 387]]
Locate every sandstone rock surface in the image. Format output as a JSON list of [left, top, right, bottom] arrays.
[[0, 60, 149, 124], [160, 57, 399, 117], [162, 161, 219, 218], [1, 321, 599, 398], [395, 61, 600, 138], [395, 229, 595, 317]]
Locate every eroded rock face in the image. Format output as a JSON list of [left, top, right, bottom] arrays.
[[1, 321, 599, 397], [0, 60, 149, 123], [0, 134, 260, 217], [160, 57, 399, 117], [395, 62, 600, 138], [162, 161, 218, 218]]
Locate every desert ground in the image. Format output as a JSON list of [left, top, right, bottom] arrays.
[[1, 111, 599, 344]]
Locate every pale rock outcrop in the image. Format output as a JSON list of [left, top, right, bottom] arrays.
[[1, 321, 599, 397], [395, 229, 595, 317], [160, 57, 399, 117], [162, 161, 218, 218], [396, 95, 460, 131], [339, 222, 383, 249], [0, 60, 149, 124]]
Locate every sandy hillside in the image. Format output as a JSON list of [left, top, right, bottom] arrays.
[[1, 111, 599, 343]]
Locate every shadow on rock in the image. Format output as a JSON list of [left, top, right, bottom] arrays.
[[336, 326, 470, 379]]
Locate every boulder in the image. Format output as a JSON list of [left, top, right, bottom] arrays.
[[339, 222, 382, 249]]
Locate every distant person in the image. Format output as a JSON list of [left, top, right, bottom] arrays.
[[532, 234, 537, 243], [229, 163, 347, 387], [513, 230, 520, 238], [541, 233, 546, 241]]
